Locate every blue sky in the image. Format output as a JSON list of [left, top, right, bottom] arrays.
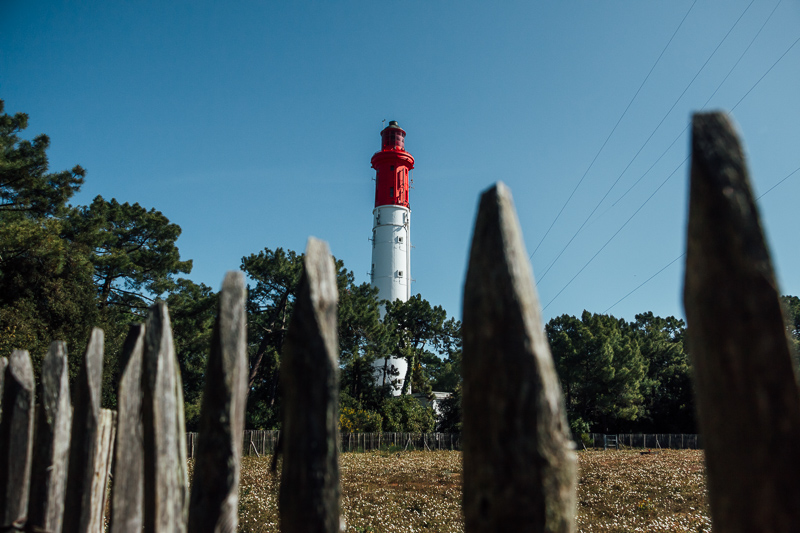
[[2, 1, 798, 325]]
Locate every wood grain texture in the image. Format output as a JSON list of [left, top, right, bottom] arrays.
[[143, 302, 188, 533], [684, 112, 800, 532], [462, 183, 576, 533], [88, 409, 117, 532], [63, 327, 105, 533], [0, 350, 35, 531], [188, 272, 248, 533], [0, 356, 7, 420], [279, 238, 341, 533], [110, 323, 146, 533], [29, 341, 72, 533]]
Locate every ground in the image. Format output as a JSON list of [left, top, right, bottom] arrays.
[[229, 449, 711, 532]]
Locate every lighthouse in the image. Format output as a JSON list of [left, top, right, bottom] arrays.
[[370, 120, 415, 312], [371, 120, 414, 395]]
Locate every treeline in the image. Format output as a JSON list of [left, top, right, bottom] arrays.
[[547, 298, 799, 435], [3, 100, 797, 436], [548, 311, 692, 433], [0, 100, 461, 433], [239, 249, 461, 432]]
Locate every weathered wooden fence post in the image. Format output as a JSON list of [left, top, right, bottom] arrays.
[[0, 350, 35, 531], [279, 238, 341, 533], [0, 356, 7, 418], [29, 341, 72, 533], [462, 182, 577, 533], [684, 111, 800, 532], [110, 323, 146, 532], [188, 271, 248, 533], [143, 302, 189, 533], [63, 328, 105, 533], [92, 408, 117, 529]]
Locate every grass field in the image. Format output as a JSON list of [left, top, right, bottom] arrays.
[[234, 449, 711, 532]]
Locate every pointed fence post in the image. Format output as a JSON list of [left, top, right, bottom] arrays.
[[0, 350, 35, 531], [29, 341, 72, 533], [63, 328, 105, 533], [462, 183, 577, 533], [142, 302, 189, 533], [684, 111, 800, 532], [111, 324, 146, 533], [279, 238, 341, 533], [188, 271, 248, 533]]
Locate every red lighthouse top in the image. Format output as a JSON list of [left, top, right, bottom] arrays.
[[371, 120, 415, 208]]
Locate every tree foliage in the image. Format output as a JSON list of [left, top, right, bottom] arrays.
[[240, 247, 303, 428], [0, 100, 196, 410], [13, 100, 791, 437], [166, 278, 218, 429], [238, 246, 459, 432], [627, 312, 694, 433], [380, 394, 435, 433], [65, 196, 192, 313], [0, 101, 458, 432], [0, 100, 85, 216], [0, 217, 97, 381], [781, 295, 800, 364], [436, 382, 462, 433], [547, 310, 696, 433], [0, 100, 95, 382], [547, 311, 649, 433], [383, 296, 461, 398]]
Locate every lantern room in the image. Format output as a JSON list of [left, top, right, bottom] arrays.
[[371, 120, 415, 209]]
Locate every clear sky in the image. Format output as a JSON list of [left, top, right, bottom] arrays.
[[2, 1, 798, 325]]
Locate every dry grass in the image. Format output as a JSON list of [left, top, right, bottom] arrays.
[[233, 449, 711, 532], [577, 449, 710, 532]]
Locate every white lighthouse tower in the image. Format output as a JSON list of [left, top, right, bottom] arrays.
[[370, 120, 414, 395]]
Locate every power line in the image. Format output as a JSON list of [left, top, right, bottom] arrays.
[[542, 156, 689, 312], [536, 0, 754, 284], [757, 167, 800, 199], [701, 0, 783, 109], [540, 3, 800, 314], [597, 18, 799, 313], [606, 126, 688, 212], [731, 34, 800, 112], [599, 0, 782, 219], [603, 254, 685, 314], [602, 164, 800, 314], [528, 0, 697, 260]]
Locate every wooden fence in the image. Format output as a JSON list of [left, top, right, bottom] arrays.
[[1, 111, 798, 532], [0, 272, 248, 533]]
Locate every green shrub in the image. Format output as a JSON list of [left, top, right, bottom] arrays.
[[340, 406, 383, 432], [381, 395, 435, 433]]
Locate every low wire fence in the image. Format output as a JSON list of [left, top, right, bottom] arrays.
[[186, 430, 700, 458], [186, 430, 463, 458], [584, 433, 701, 450], [338, 431, 462, 453]]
